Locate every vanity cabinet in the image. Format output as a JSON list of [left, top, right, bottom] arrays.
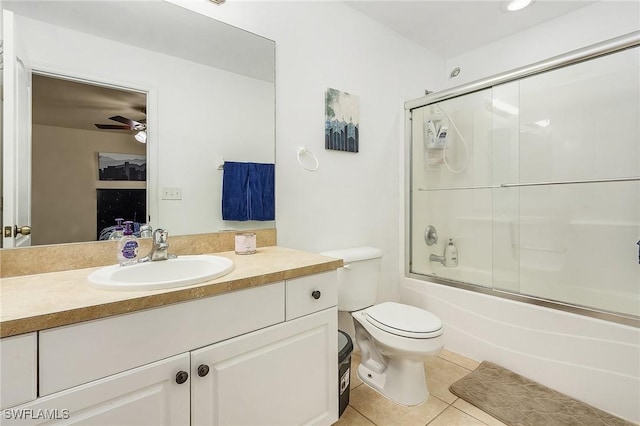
[[1, 270, 338, 426]]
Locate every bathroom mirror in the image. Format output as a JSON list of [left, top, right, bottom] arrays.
[[1, 0, 276, 248]]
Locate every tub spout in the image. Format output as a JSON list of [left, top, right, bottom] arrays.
[[429, 254, 446, 265]]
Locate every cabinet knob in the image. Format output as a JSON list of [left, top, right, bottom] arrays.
[[197, 364, 210, 377], [311, 290, 321, 300], [175, 371, 189, 384]]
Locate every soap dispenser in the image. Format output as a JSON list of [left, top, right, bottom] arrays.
[[444, 238, 458, 267], [117, 221, 139, 266], [109, 218, 125, 240]]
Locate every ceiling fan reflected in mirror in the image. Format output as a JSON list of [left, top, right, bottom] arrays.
[[95, 115, 147, 143]]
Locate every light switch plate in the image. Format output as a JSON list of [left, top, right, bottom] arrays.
[[161, 187, 182, 200]]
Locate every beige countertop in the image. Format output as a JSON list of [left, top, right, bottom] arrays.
[[0, 246, 342, 338]]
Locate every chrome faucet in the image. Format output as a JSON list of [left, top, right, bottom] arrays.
[[430, 238, 458, 267], [139, 229, 176, 262]]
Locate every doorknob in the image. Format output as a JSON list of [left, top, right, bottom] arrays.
[[15, 225, 32, 236]]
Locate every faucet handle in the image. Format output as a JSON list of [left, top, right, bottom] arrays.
[[154, 228, 168, 244], [424, 225, 438, 246], [139, 224, 153, 238]]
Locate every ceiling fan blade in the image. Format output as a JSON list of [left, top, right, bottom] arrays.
[[95, 124, 132, 130], [109, 115, 140, 128]]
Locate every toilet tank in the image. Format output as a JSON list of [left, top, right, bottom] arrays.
[[319, 247, 382, 312]]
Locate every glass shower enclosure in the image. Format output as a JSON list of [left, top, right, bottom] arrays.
[[406, 32, 640, 325]]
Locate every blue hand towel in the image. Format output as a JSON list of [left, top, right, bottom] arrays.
[[222, 162, 250, 221], [222, 161, 275, 221], [248, 163, 275, 221]]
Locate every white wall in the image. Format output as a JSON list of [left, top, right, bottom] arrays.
[[404, 2, 640, 423], [169, 0, 445, 303]]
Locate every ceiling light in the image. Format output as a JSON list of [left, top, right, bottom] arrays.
[[134, 131, 147, 144], [504, 0, 533, 12]]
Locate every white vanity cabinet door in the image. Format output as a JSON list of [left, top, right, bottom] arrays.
[[0, 333, 37, 409], [1, 353, 190, 426], [191, 308, 338, 426]]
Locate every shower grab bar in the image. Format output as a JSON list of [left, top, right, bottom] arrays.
[[418, 177, 640, 192]]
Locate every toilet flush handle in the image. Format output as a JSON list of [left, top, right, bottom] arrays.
[[342, 264, 352, 269]]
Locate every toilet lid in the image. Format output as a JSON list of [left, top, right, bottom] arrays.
[[365, 302, 443, 338]]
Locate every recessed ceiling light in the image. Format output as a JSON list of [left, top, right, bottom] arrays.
[[504, 0, 533, 12]]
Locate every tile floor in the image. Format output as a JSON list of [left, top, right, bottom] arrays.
[[334, 349, 507, 426]]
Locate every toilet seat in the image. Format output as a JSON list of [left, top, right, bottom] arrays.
[[365, 302, 443, 339]]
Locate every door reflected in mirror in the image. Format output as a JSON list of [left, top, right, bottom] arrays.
[[32, 74, 148, 246], [2, 0, 276, 248]]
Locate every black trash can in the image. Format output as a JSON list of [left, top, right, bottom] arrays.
[[338, 330, 354, 417]]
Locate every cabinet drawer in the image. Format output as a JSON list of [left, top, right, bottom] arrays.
[[0, 333, 37, 409], [40, 282, 285, 396], [286, 270, 337, 320]]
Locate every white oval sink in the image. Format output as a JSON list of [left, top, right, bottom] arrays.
[[88, 255, 234, 291]]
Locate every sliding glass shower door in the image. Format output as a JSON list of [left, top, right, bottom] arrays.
[[409, 44, 640, 321]]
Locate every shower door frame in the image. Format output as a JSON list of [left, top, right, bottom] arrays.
[[404, 30, 640, 328]]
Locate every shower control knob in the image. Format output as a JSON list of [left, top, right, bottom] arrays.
[[424, 225, 438, 246], [175, 371, 189, 384], [311, 290, 321, 300], [197, 364, 210, 377]]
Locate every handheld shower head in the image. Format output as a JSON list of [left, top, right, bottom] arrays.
[[425, 67, 461, 95]]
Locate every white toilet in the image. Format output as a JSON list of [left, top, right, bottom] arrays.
[[320, 247, 444, 406]]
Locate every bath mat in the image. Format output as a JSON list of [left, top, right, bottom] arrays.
[[449, 361, 634, 426]]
